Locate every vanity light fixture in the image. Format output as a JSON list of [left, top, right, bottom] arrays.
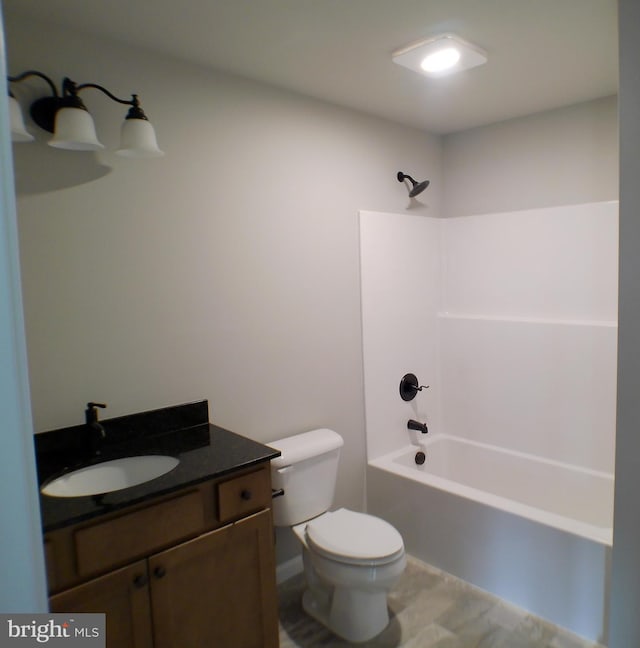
[[7, 70, 164, 157], [392, 33, 487, 79]]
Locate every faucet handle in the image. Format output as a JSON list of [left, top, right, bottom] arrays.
[[85, 402, 108, 455], [85, 402, 107, 425], [400, 373, 429, 401]]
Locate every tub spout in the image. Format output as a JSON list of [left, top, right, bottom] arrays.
[[407, 419, 428, 434]]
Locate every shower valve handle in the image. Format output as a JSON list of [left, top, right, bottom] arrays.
[[400, 373, 429, 401]]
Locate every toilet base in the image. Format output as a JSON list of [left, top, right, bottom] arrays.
[[302, 585, 391, 643], [300, 546, 393, 642]]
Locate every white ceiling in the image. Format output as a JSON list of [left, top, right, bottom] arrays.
[[3, 0, 618, 134]]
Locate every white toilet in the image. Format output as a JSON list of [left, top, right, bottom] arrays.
[[269, 429, 406, 643]]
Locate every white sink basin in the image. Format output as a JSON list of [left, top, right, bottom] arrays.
[[41, 455, 180, 498]]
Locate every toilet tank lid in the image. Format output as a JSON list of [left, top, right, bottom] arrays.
[[268, 429, 343, 468]]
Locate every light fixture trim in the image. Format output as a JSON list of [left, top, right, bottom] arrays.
[[392, 33, 487, 79]]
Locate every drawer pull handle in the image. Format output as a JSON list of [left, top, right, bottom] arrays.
[[133, 574, 148, 588], [240, 489, 252, 501], [153, 566, 166, 579]]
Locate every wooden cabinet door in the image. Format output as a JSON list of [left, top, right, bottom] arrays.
[[149, 508, 279, 648], [50, 560, 153, 648]]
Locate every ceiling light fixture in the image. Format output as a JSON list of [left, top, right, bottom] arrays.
[[421, 47, 461, 73], [7, 70, 164, 157], [392, 33, 487, 79]]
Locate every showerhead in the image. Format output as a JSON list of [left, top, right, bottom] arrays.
[[397, 171, 430, 197]]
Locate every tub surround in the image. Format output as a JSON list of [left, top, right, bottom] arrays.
[[360, 202, 618, 472], [35, 400, 280, 532]]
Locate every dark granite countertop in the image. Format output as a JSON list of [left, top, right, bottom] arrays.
[[35, 400, 280, 533]]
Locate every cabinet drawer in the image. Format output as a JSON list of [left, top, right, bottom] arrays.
[[217, 468, 271, 523], [75, 490, 205, 578]]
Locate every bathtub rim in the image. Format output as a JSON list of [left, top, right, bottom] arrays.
[[368, 434, 613, 546]]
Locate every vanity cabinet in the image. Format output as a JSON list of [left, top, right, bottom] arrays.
[[46, 463, 279, 648], [150, 509, 276, 648], [50, 560, 153, 648]]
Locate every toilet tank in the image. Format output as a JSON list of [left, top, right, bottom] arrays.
[[269, 429, 344, 527]]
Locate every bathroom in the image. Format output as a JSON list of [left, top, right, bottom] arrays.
[[1, 1, 639, 646]]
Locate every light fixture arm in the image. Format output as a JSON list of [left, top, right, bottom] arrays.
[[74, 81, 133, 105], [7, 69, 58, 98], [73, 82, 148, 120]]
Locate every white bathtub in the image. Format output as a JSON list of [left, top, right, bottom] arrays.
[[366, 434, 613, 643]]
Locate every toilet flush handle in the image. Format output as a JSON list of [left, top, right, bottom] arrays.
[[273, 465, 291, 497]]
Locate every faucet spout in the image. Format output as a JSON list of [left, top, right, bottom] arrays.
[[407, 419, 428, 434], [86, 402, 107, 453]]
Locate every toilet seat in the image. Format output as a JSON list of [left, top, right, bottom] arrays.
[[305, 508, 404, 565]]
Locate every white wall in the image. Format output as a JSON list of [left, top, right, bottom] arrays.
[[443, 95, 618, 218], [3, 12, 442, 539]]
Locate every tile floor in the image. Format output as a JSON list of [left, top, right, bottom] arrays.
[[278, 555, 606, 648]]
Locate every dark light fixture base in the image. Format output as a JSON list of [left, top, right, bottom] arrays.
[[29, 96, 61, 133]]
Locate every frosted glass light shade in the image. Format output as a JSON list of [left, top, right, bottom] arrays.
[[392, 33, 487, 79], [9, 95, 34, 142], [116, 118, 164, 158], [49, 107, 104, 151]]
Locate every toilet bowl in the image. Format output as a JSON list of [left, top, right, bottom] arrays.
[[269, 429, 406, 642], [293, 508, 406, 642]]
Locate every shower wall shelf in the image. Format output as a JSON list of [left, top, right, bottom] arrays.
[[437, 312, 617, 328]]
